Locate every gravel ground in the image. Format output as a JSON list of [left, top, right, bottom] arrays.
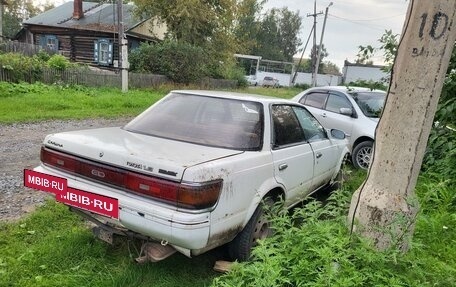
[[0, 117, 132, 222]]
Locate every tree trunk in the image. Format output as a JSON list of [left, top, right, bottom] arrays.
[[348, 0, 456, 251]]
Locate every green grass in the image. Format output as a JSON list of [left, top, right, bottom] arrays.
[[0, 82, 302, 124], [2, 82, 454, 286], [0, 82, 167, 124], [0, 201, 218, 287]]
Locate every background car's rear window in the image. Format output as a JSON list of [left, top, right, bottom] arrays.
[[124, 93, 264, 150]]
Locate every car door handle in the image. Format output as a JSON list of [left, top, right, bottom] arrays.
[[316, 152, 323, 159], [278, 163, 288, 171]]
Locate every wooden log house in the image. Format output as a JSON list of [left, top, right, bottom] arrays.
[[16, 0, 166, 69]]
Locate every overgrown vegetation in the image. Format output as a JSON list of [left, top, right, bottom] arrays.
[[213, 169, 456, 286], [0, 52, 83, 82], [0, 82, 454, 285]]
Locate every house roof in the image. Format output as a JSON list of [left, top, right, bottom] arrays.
[[23, 1, 145, 33]]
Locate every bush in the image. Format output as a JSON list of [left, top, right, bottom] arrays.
[[293, 83, 311, 90], [212, 172, 456, 286], [422, 98, 456, 186], [0, 52, 43, 82], [346, 80, 388, 91], [47, 54, 72, 70], [130, 41, 208, 84]]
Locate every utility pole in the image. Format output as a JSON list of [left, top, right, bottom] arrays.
[[348, 0, 456, 251], [307, 0, 323, 87], [0, 0, 4, 39], [117, 0, 128, 92], [314, 2, 333, 86], [292, 25, 314, 85]]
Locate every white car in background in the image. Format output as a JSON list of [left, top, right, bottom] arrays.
[[262, 76, 279, 88], [27, 90, 348, 262], [292, 86, 386, 169]]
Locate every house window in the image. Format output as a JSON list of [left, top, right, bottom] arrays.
[[39, 35, 59, 52], [94, 39, 113, 66]]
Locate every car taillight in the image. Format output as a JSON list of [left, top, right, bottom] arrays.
[[125, 172, 222, 209], [125, 172, 179, 202], [177, 180, 223, 209], [41, 147, 79, 173], [40, 147, 223, 210]]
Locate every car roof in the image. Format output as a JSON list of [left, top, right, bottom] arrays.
[[171, 90, 296, 105], [302, 86, 386, 93]]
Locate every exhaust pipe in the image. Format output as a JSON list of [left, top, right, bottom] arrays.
[[135, 241, 177, 264]]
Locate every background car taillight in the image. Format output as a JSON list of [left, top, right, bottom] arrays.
[[41, 147, 222, 209]]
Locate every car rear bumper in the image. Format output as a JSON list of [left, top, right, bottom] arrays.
[[33, 165, 211, 250]]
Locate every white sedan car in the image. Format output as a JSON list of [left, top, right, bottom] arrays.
[[292, 86, 386, 169], [26, 90, 348, 262]]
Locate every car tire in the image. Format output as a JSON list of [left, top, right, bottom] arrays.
[[352, 141, 373, 170], [227, 198, 274, 261]]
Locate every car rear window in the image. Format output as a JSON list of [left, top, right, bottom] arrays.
[[302, 92, 328, 109], [124, 93, 264, 151]]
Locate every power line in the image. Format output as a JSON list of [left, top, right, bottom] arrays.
[[327, 14, 391, 32], [307, 0, 323, 87], [329, 13, 405, 22]]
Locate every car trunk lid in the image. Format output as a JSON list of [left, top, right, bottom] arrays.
[[43, 127, 244, 181]]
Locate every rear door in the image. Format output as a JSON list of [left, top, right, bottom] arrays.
[[270, 105, 315, 206], [299, 90, 356, 146], [320, 92, 356, 142], [298, 91, 329, 125]]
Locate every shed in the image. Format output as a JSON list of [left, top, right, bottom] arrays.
[[342, 60, 389, 84]]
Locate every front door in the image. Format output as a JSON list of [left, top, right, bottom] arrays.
[[270, 105, 315, 206], [293, 106, 338, 190]]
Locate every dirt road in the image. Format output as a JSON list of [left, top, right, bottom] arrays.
[[0, 118, 131, 222]]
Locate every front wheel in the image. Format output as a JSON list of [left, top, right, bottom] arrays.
[[352, 141, 373, 170], [227, 198, 274, 261]]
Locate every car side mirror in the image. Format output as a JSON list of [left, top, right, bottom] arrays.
[[339, 108, 353, 116], [330, 129, 346, 140]]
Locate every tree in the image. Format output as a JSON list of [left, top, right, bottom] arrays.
[[310, 44, 328, 71], [133, 0, 236, 47], [356, 30, 398, 72], [234, 0, 265, 53], [348, 0, 456, 251], [253, 7, 302, 61], [132, 0, 246, 80], [2, 0, 53, 39], [320, 60, 341, 75]]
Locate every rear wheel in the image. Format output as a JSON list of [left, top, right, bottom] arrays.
[[352, 141, 373, 170], [227, 198, 274, 261]]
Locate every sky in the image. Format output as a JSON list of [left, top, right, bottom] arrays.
[[37, 0, 409, 71], [263, 0, 410, 69]]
